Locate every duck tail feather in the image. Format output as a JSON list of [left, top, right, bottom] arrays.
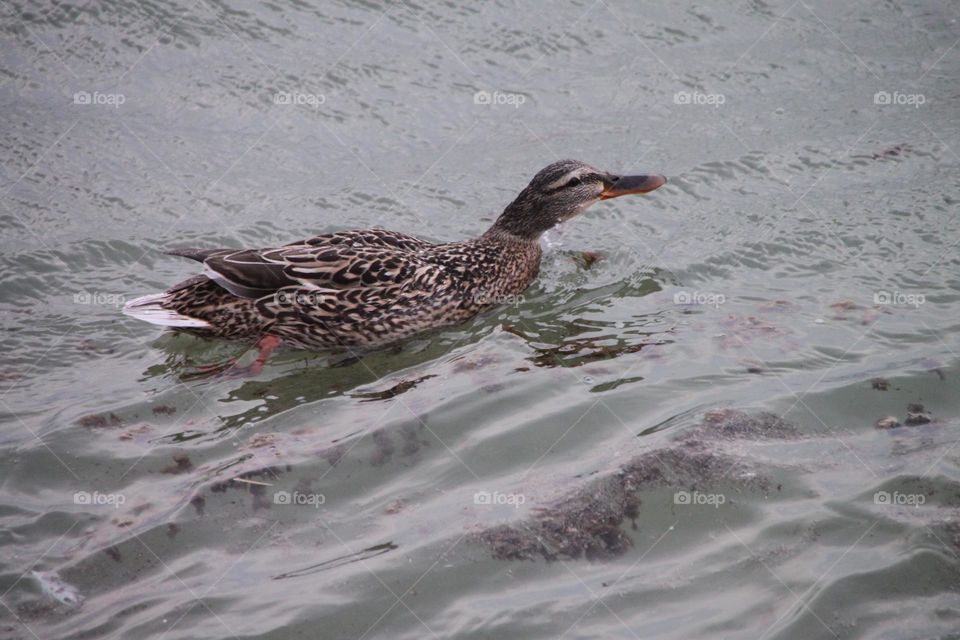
[[122, 292, 211, 328]]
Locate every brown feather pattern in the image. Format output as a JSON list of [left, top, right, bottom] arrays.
[[162, 227, 540, 350], [129, 160, 664, 351]]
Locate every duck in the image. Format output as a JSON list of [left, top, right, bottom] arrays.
[[124, 160, 666, 360]]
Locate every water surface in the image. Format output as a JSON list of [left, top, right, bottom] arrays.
[[1, 1, 959, 638]]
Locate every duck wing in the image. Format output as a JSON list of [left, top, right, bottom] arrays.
[[181, 229, 439, 300], [292, 229, 431, 251]]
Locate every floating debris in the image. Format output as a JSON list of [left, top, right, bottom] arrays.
[[571, 250, 604, 270], [31, 570, 83, 608], [272, 542, 398, 580], [875, 403, 935, 430], [77, 412, 122, 429], [210, 466, 285, 511], [697, 409, 800, 440], [190, 495, 206, 517], [905, 403, 932, 426], [830, 300, 857, 314], [151, 405, 177, 416], [715, 315, 789, 351], [352, 374, 436, 402], [477, 410, 796, 562], [232, 477, 272, 487], [871, 143, 913, 160], [828, 300, 886, 325], [210, 467, 284, 494], [452, 354, 499, 373], [247, 433, 282, 457], [161, 452, 193, 475], [875, 416, 901, 430], [741, 360, 765, 374], [118, 424, 152, 441]]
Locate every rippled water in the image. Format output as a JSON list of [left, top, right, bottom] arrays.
[[2, 1, 959, 638]]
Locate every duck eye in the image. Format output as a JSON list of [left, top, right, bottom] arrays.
[[566, 177, 582, 188]]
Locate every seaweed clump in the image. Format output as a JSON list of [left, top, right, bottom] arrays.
[[477, 410, 798, 562]]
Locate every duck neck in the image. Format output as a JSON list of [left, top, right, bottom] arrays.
[[482, 223, 539, 245], [486, 188, 554, 240], [474, 221, 543, 296]]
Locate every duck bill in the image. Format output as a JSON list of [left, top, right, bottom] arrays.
[[600, 174, 667, 199]]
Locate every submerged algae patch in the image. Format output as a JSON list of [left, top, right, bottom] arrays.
[[477, 410, 797, 561]]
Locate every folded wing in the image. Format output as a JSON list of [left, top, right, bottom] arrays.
[[174, 229, 439, 300]]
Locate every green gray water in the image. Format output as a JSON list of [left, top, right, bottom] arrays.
[[1, 1, 959, 638]]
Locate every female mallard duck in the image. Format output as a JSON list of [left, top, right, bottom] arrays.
[[124, 160, 666, 355]]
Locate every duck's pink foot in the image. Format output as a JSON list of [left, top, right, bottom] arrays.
[[186, 336, 282, 380]]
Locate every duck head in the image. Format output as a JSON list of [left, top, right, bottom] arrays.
[[490, 159, 666, 239]]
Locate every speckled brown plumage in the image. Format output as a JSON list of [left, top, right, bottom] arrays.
[[123, 160, 666, 352], [153, 228, 540, 350]]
